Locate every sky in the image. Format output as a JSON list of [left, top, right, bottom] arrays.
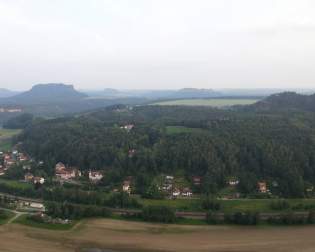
[[0, 0, 315, 91]]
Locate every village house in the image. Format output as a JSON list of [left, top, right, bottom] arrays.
[[55, 162, 66, 172], [55, 162, 81, 180], [4, 158, 15, 167], [192, 176, 202, 186], [227, 178, 240, 186], [128, 149, 136, 158], [89, 170, 103, 183], [24, 172, 34, 182], [122, 180, 132, 194], [120, 124, 134, 132], [33, 176, 45, 185], [257, 181, 268, 193], [18, 153, 28, 162], [172, 188, 181, 197], [181, 187, 193, 197]]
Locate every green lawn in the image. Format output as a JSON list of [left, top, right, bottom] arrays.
[[0, 210, 15, 225], [153, 98, 259, 107], [0, 128, 21, 151], [140, 198, 202, 211], [14, 214, 77, 230], [140, 198, 315, 213], [0, 178, 33, 190]]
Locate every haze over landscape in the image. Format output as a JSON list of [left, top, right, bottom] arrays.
[[1, 0, 315, 90]]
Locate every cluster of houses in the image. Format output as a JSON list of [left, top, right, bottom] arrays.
[[0, 150, 29, 176], [120, 124, 134, 132], [55, 162, 103, 183], [24, 172, 45, 185], [159, 175, 193, 198], [226, 177, 270, 194]]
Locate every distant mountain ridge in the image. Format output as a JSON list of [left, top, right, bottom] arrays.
[[248, 92, 315, 112], [0, 88, 20, 98], [0, 83, 87, 105], [84, 88, 221, 99]]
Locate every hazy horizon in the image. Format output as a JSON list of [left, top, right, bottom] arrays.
[[1, 0, 315, 90]]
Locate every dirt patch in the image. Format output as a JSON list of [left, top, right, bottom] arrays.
[[1, 219, 315, 252]]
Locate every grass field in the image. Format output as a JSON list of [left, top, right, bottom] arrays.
[[153, 98, 260, 107], [140, 197, 315, 213], [0, 178, 33, 190], [0, 128, 21, 151]]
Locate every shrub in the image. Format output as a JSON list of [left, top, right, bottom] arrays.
[[267, 212, 307, 225], [105, 192, 142, 209], [206, 211, 222, 224], [308, 211, 315, 224], [224, 212, 259, 225], [201, 197, 221, 211], [270, 200, 290, 211], [142, 206, 176, 223]]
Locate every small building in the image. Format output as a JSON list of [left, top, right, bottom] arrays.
[[122, 180, 131, 194], [24, 172, 34, 182], [29, 202, 45, 211], [33, 176, 45, 185], [227, 178, 240, 186], [120, 124, 134, 132], [55, 163, 81, 180], [89, 170, 103, 183], [192, 176, 202, 186], [172, 188, 181, 197], [181, 187, 193, 197], [258, 181, 268, 193], [18, 153, 28, 162], [55, 162, 66, 172], [128, 149, 136, 158]]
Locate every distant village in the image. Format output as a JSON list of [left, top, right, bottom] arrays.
[[0, 125, 283, 200], [0, 144, 278, 200]]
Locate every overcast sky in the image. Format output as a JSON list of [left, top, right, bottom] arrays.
[[1, 0, 315, 90]]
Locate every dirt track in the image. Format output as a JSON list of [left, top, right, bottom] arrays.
[[1, 219, 315, 252]]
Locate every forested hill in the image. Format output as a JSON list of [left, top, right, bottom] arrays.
[[18, 102, 315, 197], [0, 83, 87, 105], [247, 92, 315, 112]]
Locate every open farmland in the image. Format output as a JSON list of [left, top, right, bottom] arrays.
[[152, 98, 260, 107], [1, 219, 315, 252]]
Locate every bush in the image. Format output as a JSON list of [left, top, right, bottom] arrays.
[[206, 211, 222, 224], [267, 212, 307, 225], [45, 201, 112, 220], [308, 211, 315, 224], [0, 210, 8, 219], [224, 212, 259, 225], [105, 192, 142, 209], [270, 200, 290, 211], [201, 197, 221, 211], [142, 206, 176, 223]]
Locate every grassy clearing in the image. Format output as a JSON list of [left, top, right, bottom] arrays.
[[165, 126, 208, 135], [140, 198, 202, 211], [13, 214, 77, 230], [0, 178, 33, 190], [0, 128, 21, 151], [0, 210, 15, 225], [140, 197, 315, 213], [153, 98, 259, 107]]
